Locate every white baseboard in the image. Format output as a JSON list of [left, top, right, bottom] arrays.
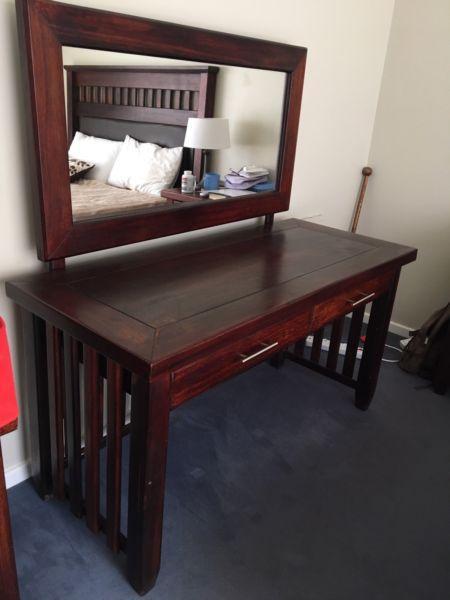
[[363, 312, 411, 339], [5, 461, 30, 490], [387, 319, 411, 338]]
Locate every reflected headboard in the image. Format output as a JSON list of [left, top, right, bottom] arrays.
[[64, 65, 219, 182]]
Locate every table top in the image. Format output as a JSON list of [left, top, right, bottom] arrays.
[[6, 219, 416, 376]]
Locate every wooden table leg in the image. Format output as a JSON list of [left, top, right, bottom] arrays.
[[355, 271, 400, 410], [264, 214, 274, 231], [21, 311, 53, 499], [269, 351, 285, 369], [127, 372, 171, 595], [0, 443, 20, 600]]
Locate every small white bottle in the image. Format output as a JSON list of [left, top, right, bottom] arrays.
[[181, 170, 196, 194]]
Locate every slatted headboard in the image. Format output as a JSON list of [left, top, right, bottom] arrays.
[[64, 66, 219, 182]]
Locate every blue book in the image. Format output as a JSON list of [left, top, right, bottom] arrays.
[[251, 181, 275, 192]]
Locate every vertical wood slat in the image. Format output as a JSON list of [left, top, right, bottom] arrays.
[[181, 90, 190, 110], [21, 312, 53, 499], [114, 87, 121, 105], [106, 86, 113, 104], [144, 89, 153, 107], [155, 89, 162, 108], [122, 393, 128, 427], [191, 90, 199, 110], [137, 88, 145, 107], [310, 328, 324, 363], [106, 360, 124, 553], [63, 334, 83, 517], [121, 87, 129, 105], [123, 370, 131, 426], [46, 324, 65, 500], [327, 317, 344, 371], [84, 345, 102, 534], [172, 89, 180, 109], [162, 89, 171, 108], [343, 307, 365, 378]]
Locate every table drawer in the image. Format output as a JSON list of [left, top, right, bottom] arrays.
[[311, 269, 394, 331], [171, 309, 312, 407]]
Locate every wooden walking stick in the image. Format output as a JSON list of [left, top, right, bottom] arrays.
[[350, 166, 372, 233]]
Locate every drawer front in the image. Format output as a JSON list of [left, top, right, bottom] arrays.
[[311, 269, 394, 331], [171, 309, 312, 407]]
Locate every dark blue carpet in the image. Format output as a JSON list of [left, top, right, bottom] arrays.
[[8, 342, 450, 599]]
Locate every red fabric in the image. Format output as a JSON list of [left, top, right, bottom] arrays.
[[0, 317, 18, 432]]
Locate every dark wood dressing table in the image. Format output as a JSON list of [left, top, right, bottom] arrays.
[[6, 218, 416, 594], [11, 0, 417, 594]]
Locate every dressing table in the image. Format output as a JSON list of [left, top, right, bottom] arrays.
[[8, 0, 416, 595]]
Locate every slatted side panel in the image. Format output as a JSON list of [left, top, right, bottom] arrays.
[[287, 304, 370, 381], [46, 330, 130, 552], [77, 85, 199, 111]]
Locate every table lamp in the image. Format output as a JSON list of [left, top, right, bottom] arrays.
[[184, 117, 230, 185]]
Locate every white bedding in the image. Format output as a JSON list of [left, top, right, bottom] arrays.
[[71, 179, 168, 222]]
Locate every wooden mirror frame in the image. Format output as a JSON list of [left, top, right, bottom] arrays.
[[16, 0, 307, 261]]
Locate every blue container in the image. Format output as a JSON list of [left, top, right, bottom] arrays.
[[203, 172, 220, 190]]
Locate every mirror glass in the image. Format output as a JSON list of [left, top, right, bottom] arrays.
[[62, 47, 286, 223]]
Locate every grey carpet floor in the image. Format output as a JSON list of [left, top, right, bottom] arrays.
[[8, 338, 450, 600]]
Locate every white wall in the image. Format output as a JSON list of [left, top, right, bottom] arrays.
[[0, 0, 394, 477], [358, 0, 450, 330]]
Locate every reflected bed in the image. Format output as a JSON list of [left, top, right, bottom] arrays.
[[71, 179, 168, 222], [65, 65, 219, 221]]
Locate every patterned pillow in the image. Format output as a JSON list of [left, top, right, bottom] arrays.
[[69, 158, 94, 182]]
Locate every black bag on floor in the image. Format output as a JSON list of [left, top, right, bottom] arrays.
[[399, 303, 450, 378]]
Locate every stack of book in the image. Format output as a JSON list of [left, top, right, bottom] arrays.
[[224, 166, 270, 190]]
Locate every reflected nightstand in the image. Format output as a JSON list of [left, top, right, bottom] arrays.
[[161, 188, 205, 203]]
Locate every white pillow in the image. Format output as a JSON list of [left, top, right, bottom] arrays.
[[108, 135, 183, 196], [68, 131, 123, 183]]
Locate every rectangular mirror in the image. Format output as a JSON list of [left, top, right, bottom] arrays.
[[62, 48, 286, 223], [17, 0, 306, 261]]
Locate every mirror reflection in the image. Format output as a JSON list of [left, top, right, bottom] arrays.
[[63, 48, 286, 223]]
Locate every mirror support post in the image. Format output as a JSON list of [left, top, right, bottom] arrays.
[[264, 214, 274, 231]]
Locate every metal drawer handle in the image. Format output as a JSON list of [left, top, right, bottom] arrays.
[[347, 292, 375, 307], [239, 341, 279, 364]]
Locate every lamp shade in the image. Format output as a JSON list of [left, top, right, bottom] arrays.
[[184, 118, 230, 150]]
